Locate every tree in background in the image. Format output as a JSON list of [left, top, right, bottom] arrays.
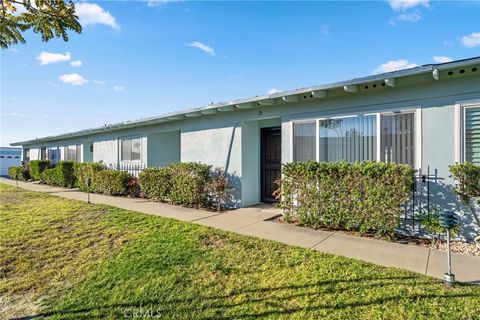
[[0, 0, 81, 48]]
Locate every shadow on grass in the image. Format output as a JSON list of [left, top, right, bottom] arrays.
[[12, 275, 479, 320]]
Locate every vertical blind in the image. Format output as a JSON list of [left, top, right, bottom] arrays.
[[380, 113, 415, 166], [465, 107, 480, 165], [121, 138, 142, 161], [319, 115, 377, 162], [293, 121, 316, 162]]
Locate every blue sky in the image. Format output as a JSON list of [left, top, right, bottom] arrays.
[[1, 0, 480, 145]]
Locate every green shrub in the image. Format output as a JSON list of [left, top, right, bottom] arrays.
[[139, 167, 172, 201], [449, 162, 480, 230], [169, 162, 211, 207], [8, 166, 30, 181], [420, 209, 461, 247], [204, 167, 234, 211], [29, 160, 50, 181], [42, 161, 76, 187], [278, 161, 415, 238], [94, 170, 132, 196], [73, 162, 107, 192]]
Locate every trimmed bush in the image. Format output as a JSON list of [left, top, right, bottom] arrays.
[[42, 161, 76, 187], [139, 167, 172, 202], [204, 167, 234, 211], [29, 160, 50, 181], [94, 170, 132, 196], [278, 161, 415, 238], [73, 162, 107, 192], [449, 162, 480, 230], [8, 166, 30, 181], [169, 162, 211, 207]]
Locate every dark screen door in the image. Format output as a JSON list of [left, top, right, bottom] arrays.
[[261, 127, 281, 202]]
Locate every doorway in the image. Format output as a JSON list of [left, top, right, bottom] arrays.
[[260, 127, 281, 202]]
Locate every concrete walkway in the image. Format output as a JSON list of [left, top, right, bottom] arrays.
[[1, 177, 479, 284]]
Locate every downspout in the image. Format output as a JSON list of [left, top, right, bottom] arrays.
[[224, 121, 242, 174]]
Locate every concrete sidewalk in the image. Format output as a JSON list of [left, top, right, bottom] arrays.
[[2, 177, 479, 283]]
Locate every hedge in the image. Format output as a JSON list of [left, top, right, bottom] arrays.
[[278, 161, 415, 238], [139, 162, 232, 209], [169, 162, 211, 207], [94, 170, 133, 196], [73, 162, 107, 192], [139, 167, 172, 201], [42, 161, 76, 188], [449, 162, 480, 230], [29, 160, 50, 181], [8, 166, 30, 181]]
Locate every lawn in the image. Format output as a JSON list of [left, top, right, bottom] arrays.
[[0, 183, 479, 319]]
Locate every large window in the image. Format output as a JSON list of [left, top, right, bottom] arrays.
[[465, 106, 480, 165], [65, 144, 82, 162], [40, 147, 47, 160], [293, 121, 316, 162], [23, 148, 30, 162], [319, 115, 377, 162], [380, 112, 415, 166], [121, 138, 141, 161], [292, 110, 417, 166]]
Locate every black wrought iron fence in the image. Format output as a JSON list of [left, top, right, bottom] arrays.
[[107, 163, 146, 178], [403, 166, 444, 227]]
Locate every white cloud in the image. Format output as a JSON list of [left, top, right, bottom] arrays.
[[432, 56, 453, 63], [146, 0, 182, 7], [9, 48, 18, 53], [268, 88, 282, 95], [390, 12, 421, 25], [70, 60, 82, 67], [188, 41, 215, 56], [75, 2, 119, 30], [461, 32, 480, 48], [58, 73, 88, 86], [388, 0, 429, 11], [113, 85, 124, 92], [372, 59, 418, 74], [36, 51, 71, 65], [93, 79, 106, 85]]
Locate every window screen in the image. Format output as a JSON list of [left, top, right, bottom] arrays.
[[319, 115, 377, 162], [465, 107, 480, 165], [380, 112, 415, 166], [121, 138, 141, 161], [293, 121, 316, 162]]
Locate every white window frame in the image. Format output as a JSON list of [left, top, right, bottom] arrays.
[[290, 106, 422, 168], [455, 99, 480, 163], [120, 136, 143, 163]]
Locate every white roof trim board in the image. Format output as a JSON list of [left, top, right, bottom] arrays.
[[11, 57, 480, 146]]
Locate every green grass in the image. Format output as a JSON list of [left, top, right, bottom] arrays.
[[1, 183, 479, 319]]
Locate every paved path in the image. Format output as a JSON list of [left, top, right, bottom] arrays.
[[2, 178, 479, 284]]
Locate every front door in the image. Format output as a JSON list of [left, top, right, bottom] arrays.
[[261, 127, 281, 202]]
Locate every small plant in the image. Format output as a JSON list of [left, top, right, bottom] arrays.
[[205, 168, 234, 211], [420, 209, 461, 248], [8, 165, 30, 181], [127, 177, 142, 198]]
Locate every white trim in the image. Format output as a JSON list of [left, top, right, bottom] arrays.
[[415, 108, 422, 170], [376, 113, 381, 162], [315, 119, 320, 161], [454, 103, 462, 163], [289, 121, 294, 163]]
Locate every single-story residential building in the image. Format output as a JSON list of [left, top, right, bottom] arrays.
[[11, 57, 480, 238]]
